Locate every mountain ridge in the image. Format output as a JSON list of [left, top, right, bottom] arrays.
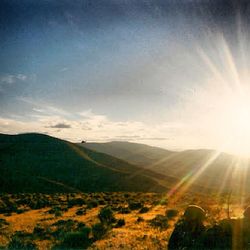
[[1, 133, 247, 195], [81, 140, 250, 195], [0, 133, 168, 193]]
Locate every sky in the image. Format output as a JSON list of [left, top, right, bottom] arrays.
[[1, 0, 250, 155]]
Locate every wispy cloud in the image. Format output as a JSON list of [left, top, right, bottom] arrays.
[[0, 75, 16, 84], [59, 67, 68, 72], [0, 74, 29, 92], [114, 135, 169, 141], [16, 74, 27, 81], [0, 74, 27, 84], [17, 97, 70, 116]]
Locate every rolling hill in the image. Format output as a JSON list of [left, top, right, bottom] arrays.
[[81, 141, 250, 194], [80, 141, 173, 166], [1, 133, 248, 195], [0, 133, 169, 193]]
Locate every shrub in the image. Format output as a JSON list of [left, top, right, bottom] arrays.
[[53, 219, 78, 227], [98, 199, 106, 205], [8, 238, 37, 250], [68, 198, 85, 208], [4, 212, 12, 217], [128, 202, 143, 210], [139, 207, 150, 214], [0, 218, 9, 228], [55, 210, 62, 217], [16, 209, 27, 214], [149, 215, 169, 230], [115, 219, 125, 228], [110, 205, 120, 212], [92, 223, 107, 240], [52, 219, 79, 239], [0, 201, 8, 214], [86, 200, 99, 209], [76, 209, 86, 216], [98, 206, 116, 225], [48, 206, 61, 214], [119, 207, 131, 214], [137, 216, 144, 223], [77, 222, 86, 231], [52, 228, 91, 249], [8, 231, 37, 250], [33, 225, 45, 236], [0, 201, 17, 214], [104, 196, 111, 202], [29, 199, 50, 210], [124, 193, 130, 198]]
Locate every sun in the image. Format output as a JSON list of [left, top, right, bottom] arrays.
[[218, 96, 250, 156], [191, 32, 250, 157]]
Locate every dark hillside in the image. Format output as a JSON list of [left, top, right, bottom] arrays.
[[0, 133, 166, 193]]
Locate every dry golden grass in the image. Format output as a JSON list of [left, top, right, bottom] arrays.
[[0, 192, 248, 249], [89, 205, 178, 250]]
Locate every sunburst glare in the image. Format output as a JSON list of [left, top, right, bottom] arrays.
[[183, 30, 250, 157]]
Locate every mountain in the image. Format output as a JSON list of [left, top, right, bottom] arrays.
[[80, 141, 173, 166], [0, 133, 168, 193], [80, 141, 250, 194], [2, 134, 247, 195]]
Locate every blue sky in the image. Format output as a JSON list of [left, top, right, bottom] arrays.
[[1, 0, 250, 154]]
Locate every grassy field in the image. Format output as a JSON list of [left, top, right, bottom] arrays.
[[0, 192, 246, 250]]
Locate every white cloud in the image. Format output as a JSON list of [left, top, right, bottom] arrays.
[[0, 107, 182, 150], [0, 75, 16, 84], [18, 97, 70, 116], [0, 74, 27, 84], [16, 74, 27, 81], [0, 74, 29, 92]]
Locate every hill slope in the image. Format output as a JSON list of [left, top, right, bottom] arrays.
[[81, 141, 173, 166], [0, 133, 167, 193], [81, 141, 250, 194]]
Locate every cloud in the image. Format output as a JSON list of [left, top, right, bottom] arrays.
[[114, 135, 170, 141], [49, 123, 71, 129], [0, 106, 181, 150], [0, 74, 28, 92], [0, 74, 27, 84], [18, 97, 70, 116], [59, 67, 68, 72], [140, 137, 170, 141], [0, 75, 16, 84], [2, 94, 214, 152], [16, 74, 27, 81], [32, 108, 45, 113]]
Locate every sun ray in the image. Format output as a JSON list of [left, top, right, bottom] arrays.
[[220, 35, 242, 92], [167, 150, 222, 204], [215, 159, 236, 198], [197, 46, 230, 91]]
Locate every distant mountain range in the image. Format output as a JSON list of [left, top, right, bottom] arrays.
[[1, 133, 249, 195], [81, 141, 250, 195], [81, 141, 173, 167]]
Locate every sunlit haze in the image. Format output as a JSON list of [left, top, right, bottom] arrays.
[[1, 1, 250, 156]]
